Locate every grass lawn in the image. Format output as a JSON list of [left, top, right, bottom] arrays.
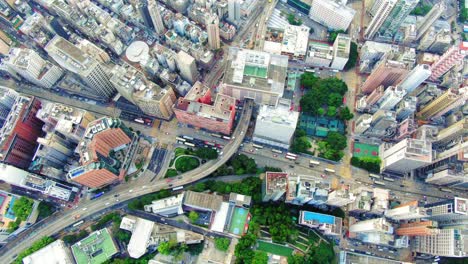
[[174, 147, 193, 157], [175, 156, 200, 172], [257, 240, 294, 257], [165, 169, 178, 178]]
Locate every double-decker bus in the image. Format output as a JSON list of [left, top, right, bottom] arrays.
[[176, 137, 186, 142], [211, 133, 222, 138], [324, 168, 335, 173], [374, 181, 386, 186], [172, 186, 184, 191], [369, 173, 380, 180], [286, 152, 298, 158], [72, 220, 85, 227], [272, 149, 283, 154], [253, 144, 264, 149], [383, 177, 395, 182], [184, 142, 195, 147], [90, 192, 104, 200], [285, 155, 297, 160], [222, 136, 231, 140], [309, 160, 320, 167], [182, 135, 194, 140]]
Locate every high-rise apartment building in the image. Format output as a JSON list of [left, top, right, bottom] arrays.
[[413, 229, 468, 258], [384, 200, 427, 220], [425, 197, 468, 224], [138, 0, 154, 31], [308, 0, 355, 31], [429, 30, 452, 54], [148, 0, 165, 35], [327, 188, 356, 207], [0, 87, 17, 128], [416, 2, 446, 40], [176, 51, 199, 85], [228, 0, 241, 24], [380, 138, 432, 173], [365, 0, 398, 39], [262, 172, 288, 202], [45, 36, 117, 99], [395, 96, 417, 121], [430, 44, 468, 81], [361, 57, 408, 93], [2, 47, 64, 89], [376, 86, 406, 110], [0, 91, 44, 169], [377, 0, 419, 40], [206, 13, 220, 50], [330, 34, 351, 70], [173, 81, 236, 135], [68, 117, 136, 188], [395, 221, 438, 236], [221, 47, 288, 106], [417, 88, 464, 120], [397, 64, 431, 94], [349, 218, 393, 234], [362, 110, 397, 138]]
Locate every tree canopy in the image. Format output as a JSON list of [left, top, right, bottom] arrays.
[[158, 240, 178, 255], [300, 77, 348, 116], [214, 237, 230, 251], [339, 106, 354, 121], [12, 197, 34, 221], [252, 251, 268, 264], [188, 211, 199, 223], [195, 147, 218, 160], [328, 29, 345, 43], [344, 42, 358, 70]]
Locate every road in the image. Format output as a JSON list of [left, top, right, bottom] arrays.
[[0, 101, 253, 261]]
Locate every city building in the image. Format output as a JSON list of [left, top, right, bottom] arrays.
[[45, 36, 117, 99], [148, 0, 165, 35], [262, 172, 288, 202], [360, 110, 397, 138], [23, 240, 74, 264], [430, 44, 468, 81], [263, 25, 310, 61], [110, 63, 176, 120], [376, 86, 406, 110], [68, 117, 137, 188], [385, 200, 427, 220], [416, 2, 446, 40], [349, 218, 393, 234], [428, 30, 452, 54], [228, 0, 241, 24], [425, 197, 468, 225], [347, 186, 373, 213], [252, 103, 299, 149], [371, 188, 390, 214], [365, 0, 398, 39], [327, 187, 356, 207], [376, 0, 419, 40], [308, 0, 355, 31], [417, 88, 464, 120], [0, 91, 44, 170], [173, 81, 236, 135], [395, 221, 438, 236], [361, 57, 409, 94], [397, 64, 431, 94], [339, 251, 402, 264], [31, 102, 96, 179], [380, 138, 432, 173], [183, 190, 223, 212], [221, 47, 288, 106], [176, 51, 199, 84], [330, 34, 351, 70], [286, 174, 330, 205], [299, 211, 343, 236], [413, 229, 468, 258], [206, 13, 220, 50], [0, 163, 74, 201], [305, 41, 333, 67], [71, 228, 119, 264], [120, 215, 203, 259], [2, 47, 64, 89], [395, 96, 417, 121], [144, 193, 185, 217]]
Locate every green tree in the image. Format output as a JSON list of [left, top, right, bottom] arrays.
[[325, 132, 347, 150], [291, 136, 311, 154], [252, 251, 268, 264], [327, 93, 342, 107], [344, 42, 358, 70], [188, 211, 199, 223], [14, 237, 55, 264], [12, 197, 34, 221], [175, 156, 200, 172], [158, 240, 178, 255], [234, 233, 257, 264], [37, 202, 54, 219], [461, 8, 468, 22], [195, 147, 218, 160], [317, 107, 325, 116], [339, 106, 354, 121], [214, 237, 230, 251], [300, 72, 319, 89], [326, 106, 337, 117], [328, 29, 345, 42]]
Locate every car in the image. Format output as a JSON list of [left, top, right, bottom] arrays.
[[82, 208, 87, 211], [115, 199, 120, 202], [249, 149, 254, 152], [129, 189, 133, 193], [320, 174, 326, 178], [273, 154, 278, 157], [114, 194, 120, 197], [168, 184, 173, 187], [105, 202, 110, 205]]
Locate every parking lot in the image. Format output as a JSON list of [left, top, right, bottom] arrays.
[[147, 147, 167, 175]]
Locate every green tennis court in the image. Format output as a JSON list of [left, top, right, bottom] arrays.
[[244, 65, 268, 78], [257, 240, 294, 257], [353, 142, 379, 158], [229, 207, 249, 235]]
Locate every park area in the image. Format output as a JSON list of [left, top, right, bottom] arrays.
[[353, 142, 379, 158], [166, 147, 218, 177], [256, 240, 294, 257]]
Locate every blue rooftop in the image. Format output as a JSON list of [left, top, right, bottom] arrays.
[[302, 211, 335, 224]]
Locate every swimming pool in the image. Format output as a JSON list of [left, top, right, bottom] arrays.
[[302, 211, 335, 224], [5, 197, 16, 220]]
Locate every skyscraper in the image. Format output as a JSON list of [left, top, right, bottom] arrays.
[[308, 0, 356, 31], [206, 13, 220, 50], [413, 229, 468, 258], [2, 47, 64, 88], [365, 0, 398, 39], [416, 2, 446, 40], [176, 51, 199, 84], [148, 0, 165, 35], [330, 34, 351, 70], [138, 0, 154, 30], [417, 88, 464, 120], [395, 221, 438, 236], [361, 57, 409, 93], [380, 138, 432, 173], [376, 85, 406, 110], [397, 64, 431, 94], [45, 36, 117, 99], [377, 0, 419, 40], [228, 0, 241, 24], [430, 44, 468, 81]]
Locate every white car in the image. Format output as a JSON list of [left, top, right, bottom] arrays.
[[129, 189, 133, 193], [82, 208, 87, 211]]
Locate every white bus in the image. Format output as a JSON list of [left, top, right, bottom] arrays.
[[172, 186, 184, 191], [272, 149, 283, 154], [72, 220, 84, 227], [440, 188, 452, 193], [324, 168, 335, 173], [286, 152, 298, 158], [309, 160, 320, 167], [285, 155, 297, 160], [369, 173, 380, 179], [205, 141, 215, 147], [253, 144, 264, 149], [222, 136, 231, 140], [176, 137, 186, 142], [383, 177, 395, 182], [182, 135, 194, 140], [184, 142, 195, 147], [211, 133, 222, 138], [374, 181, 386, 186]]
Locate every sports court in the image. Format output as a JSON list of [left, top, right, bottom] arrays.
[[71, 228, 118, 264], [229, 207, 250, 235], [353, 142, 379, 158], [243, 65, 268, 78], [257, 240, 294, 257]]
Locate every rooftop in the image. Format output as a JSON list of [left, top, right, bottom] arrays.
[[71, 228, 118, 264], [265, 172, 288, 194], [183, 190, 223, 212], [125, 41, 149, 63], [23, 240, 73, 264], [257, 104, 299, 128], [224, 47, 288, 94], [145, 193, 184, 212]]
